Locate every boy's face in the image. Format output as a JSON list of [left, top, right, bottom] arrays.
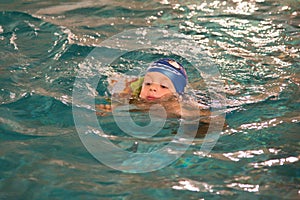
[[139, 72, 176, 101]]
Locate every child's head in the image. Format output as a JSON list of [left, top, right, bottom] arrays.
[[139, 58, 187, 101]]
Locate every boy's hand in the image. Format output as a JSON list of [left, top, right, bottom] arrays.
[[95, 104, 113, 116]]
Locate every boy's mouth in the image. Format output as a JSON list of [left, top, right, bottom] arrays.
[[146, 96, 158, 101]]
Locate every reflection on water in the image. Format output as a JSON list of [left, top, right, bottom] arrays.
[[0, 0, 299, 199]]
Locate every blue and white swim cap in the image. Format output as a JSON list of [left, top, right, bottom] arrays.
[[146, 58, 188, 94]]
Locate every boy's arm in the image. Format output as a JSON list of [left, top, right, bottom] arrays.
[[96, 76, 142, 116]]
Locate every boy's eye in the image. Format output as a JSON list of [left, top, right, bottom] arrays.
[[145, 82, 151, 86], [160, 85, 168, 89]]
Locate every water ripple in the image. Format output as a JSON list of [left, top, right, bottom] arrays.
[[0, 1, 299, 199]]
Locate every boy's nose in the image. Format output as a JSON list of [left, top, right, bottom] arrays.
[[149, 87, 157, 92], [149, 84, 158, 92]]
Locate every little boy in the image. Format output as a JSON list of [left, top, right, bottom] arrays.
[[97, 58, 189, 112], [96, 58, 216, 136]]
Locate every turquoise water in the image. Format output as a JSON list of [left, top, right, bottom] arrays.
[[0, 0, 299, 199]]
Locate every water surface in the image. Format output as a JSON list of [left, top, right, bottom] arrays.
[[0, 0, 299, 199]]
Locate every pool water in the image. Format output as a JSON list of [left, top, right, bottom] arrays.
[[0, 0, 299, 199]]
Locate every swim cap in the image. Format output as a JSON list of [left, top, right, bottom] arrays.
[[146, 58, 188, 94]]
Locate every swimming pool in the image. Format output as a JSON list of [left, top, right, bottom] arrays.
[[0, 0, 299, 199]]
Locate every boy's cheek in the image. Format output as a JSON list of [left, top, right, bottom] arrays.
[[139, 89, 146, 99]]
